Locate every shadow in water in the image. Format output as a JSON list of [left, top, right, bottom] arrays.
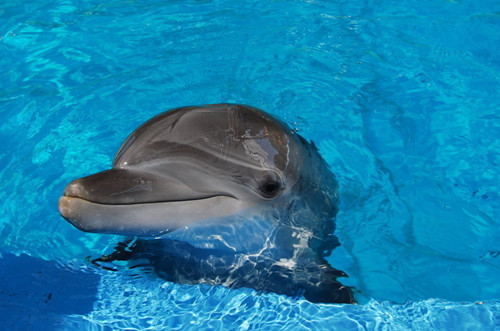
[[93, 238, 355, 304], [0, 252, 99, 328]]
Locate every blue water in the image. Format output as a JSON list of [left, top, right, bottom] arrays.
[[1, 0, 499, 329]]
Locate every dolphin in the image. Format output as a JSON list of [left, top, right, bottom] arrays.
[[58, 103, 354, 303]]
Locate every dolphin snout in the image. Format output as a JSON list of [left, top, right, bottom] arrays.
[[62, 180, 88, 199], [58, 196, 87, 232], [57, 196, 100, 233], [58, 196, 72, 220]]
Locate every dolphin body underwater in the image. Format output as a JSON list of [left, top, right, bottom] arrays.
[[58, 104, 355, 303]]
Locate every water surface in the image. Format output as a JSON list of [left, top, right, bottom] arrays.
[[1, 0, 499, 329]]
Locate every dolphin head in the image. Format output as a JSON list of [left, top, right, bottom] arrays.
[[59, 104, 313, 238], [58, 103, 352, 303]]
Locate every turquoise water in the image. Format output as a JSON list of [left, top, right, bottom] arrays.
[[1, 0, 499, 329]]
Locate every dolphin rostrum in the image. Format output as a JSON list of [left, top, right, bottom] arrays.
[[58, 104, 354, 303]]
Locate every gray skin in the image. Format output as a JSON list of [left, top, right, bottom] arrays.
[[58, 104, 354, 303]]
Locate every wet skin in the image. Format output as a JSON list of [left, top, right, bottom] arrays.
[[59, 104, 354, 303]]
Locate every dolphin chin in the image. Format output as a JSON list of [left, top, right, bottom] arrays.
[[58, 103, 354, 303]]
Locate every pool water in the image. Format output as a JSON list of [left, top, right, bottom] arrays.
[[1, 0, 499, 329]]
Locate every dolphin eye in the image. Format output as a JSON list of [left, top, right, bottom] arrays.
[[259, 180, 281, 198]]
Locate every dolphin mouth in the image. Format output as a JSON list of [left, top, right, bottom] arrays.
[[58, 195, 240, 236], [60, 168, 235, 205], [60, 191, 235, 205], [58, 168, 241, 236]]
